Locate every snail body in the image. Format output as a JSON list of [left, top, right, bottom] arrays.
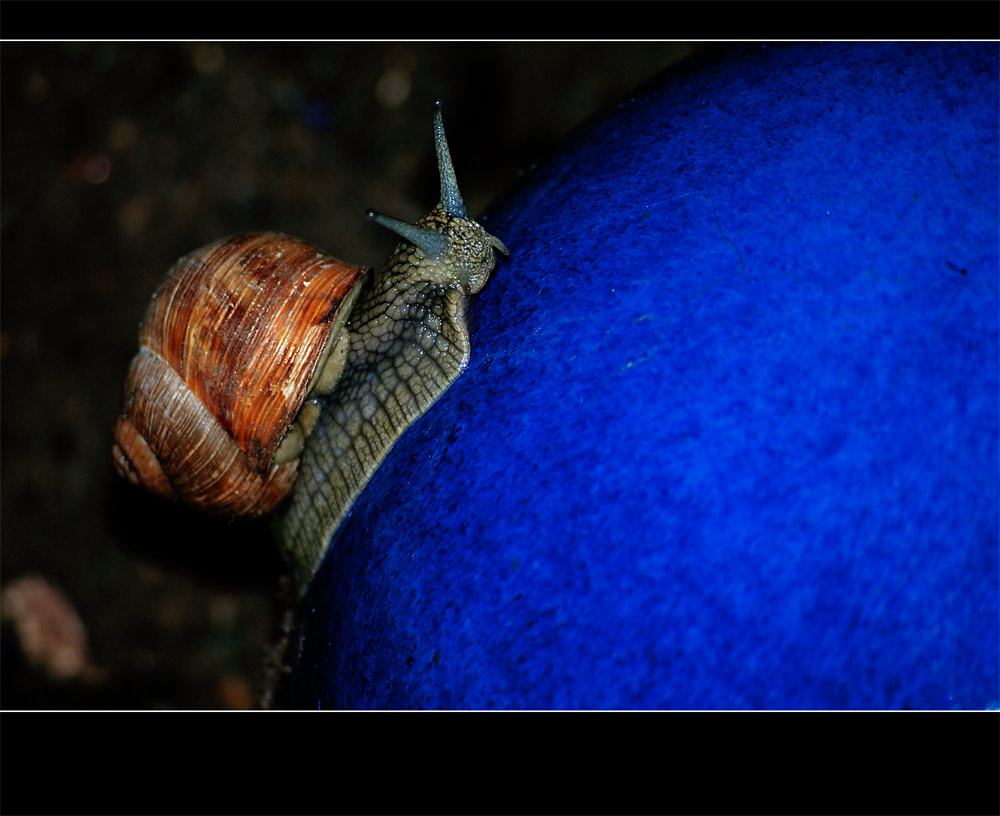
[[113, 101, 508, 591]]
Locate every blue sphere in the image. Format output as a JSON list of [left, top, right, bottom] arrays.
[[290, 43, 999, 709]]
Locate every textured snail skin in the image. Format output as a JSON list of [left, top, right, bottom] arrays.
[[278, 208, 505, 590], [289, 43, 998, 709]]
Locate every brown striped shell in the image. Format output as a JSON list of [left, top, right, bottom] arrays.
[[112, 233, 366, 517]]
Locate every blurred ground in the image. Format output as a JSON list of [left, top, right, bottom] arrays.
[[1, 42, 708, 709]]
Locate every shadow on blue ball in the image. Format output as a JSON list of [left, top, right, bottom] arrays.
[[290, 43, 999, 709]]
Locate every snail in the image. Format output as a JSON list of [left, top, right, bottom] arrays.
[[112, 100, 508, 592]]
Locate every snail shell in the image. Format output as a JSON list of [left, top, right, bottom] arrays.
[[112, 233, 365, 517], [113, 101, 508, 593]]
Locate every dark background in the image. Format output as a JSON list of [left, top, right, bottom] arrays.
[[1, 42, 705, 709]]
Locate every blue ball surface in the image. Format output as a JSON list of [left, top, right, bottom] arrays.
[[290, 43, 999, 709]]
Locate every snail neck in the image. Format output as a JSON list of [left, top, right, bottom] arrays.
[[346, 247, 473, 402], [277, 245, 473, 593]]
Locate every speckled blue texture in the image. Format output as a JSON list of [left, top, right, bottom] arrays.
[[289, 43, 999, 709]]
